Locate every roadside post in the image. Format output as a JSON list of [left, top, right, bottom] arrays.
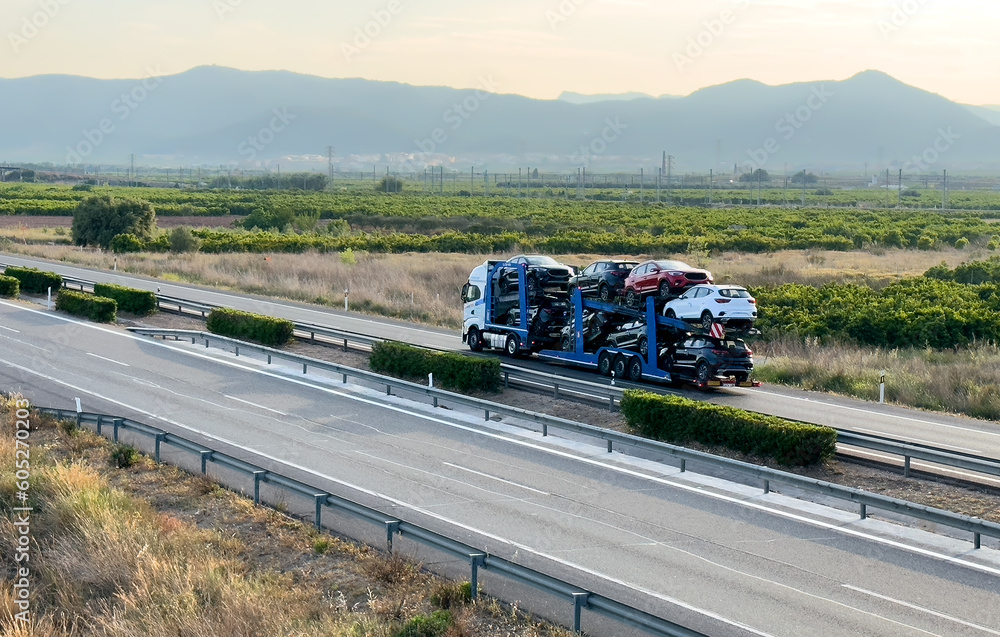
[[879, 370, 886, 404]]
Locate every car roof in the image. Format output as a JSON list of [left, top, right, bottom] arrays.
[[689, 284, 746, 291]]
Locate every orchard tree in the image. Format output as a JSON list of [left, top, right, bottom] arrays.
[[72, 196, 156, 249]]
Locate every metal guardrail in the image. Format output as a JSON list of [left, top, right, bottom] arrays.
[[35, 406, 703, 637], [127, 327, 1000, 550], [15, 266, 1000, 485]]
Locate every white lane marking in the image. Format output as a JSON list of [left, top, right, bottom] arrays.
[[0, 334, 47, 350], [0, 325, 20, 333], [443, 462, 551, 495], [843, 585, 1000, 635], [3, 300, 1000, 582], [223, 395, 289, 416], [86, 353, 130, 367], [851, 427, 983, 454], [0, 359, 775, 637], [755, 388, 1000, 439]]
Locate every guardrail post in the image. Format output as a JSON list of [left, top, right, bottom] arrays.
[[310, 331, 315, 343], [191, 337, 196, 344], [96, 415, 103, 436], [860, 503, 868, 520], [903, 456, 911, 478], [572, 592, 589, 634], [469, 554, 486, 600], [154, 433, 165, 463], [386, 384, 391, 396], [235, 346, 239, 357], [542, 424, 548, 437], [975, 532, 982, 550], [385, 521, 400, 552], [680, 459, 686, 473], [267, 354, 272, 365], [113, 418, 123, 443], [253, 471, 266, 505], [76, 411, 82, 431], [484, 409, 490, 421], [609, 395, 615, 411], [343, 338, 348, 352], [504, 371, 509, 389], [763, 480, 770, 495], [200, 451, 213, 474], [553, 383, 560, 399], [205, 338, 210, 348], [314, 494, 327, 530], [303, 363, 308, 374], [433, 396, 439, 408], [607, 440, 613, 453], [342, 373, 348, 384]]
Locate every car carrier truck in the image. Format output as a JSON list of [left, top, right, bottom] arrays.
[[462, 260, 761, 389]]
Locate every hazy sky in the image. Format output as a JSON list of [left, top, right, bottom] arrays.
[[4, 0, 999, 104]]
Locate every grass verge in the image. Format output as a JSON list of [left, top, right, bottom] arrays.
[[0, 394, 572, 637]]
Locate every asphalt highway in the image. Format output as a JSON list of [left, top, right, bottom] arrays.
[[2, 253, 998, 469], [2, 298, 1000, 636]]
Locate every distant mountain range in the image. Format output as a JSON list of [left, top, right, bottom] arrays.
[[1, 66, 998, 172]]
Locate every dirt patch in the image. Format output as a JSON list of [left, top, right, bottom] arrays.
[[129, 311, 1000, 525]]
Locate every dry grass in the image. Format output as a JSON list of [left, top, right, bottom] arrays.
[[0, 395, 573, 637], [756, 337, 1000, 420]]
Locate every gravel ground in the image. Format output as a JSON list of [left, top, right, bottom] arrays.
[[128, 310, 1000, 525]]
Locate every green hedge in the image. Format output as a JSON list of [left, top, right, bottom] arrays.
[[0, 275, 19, 298], [3, 266, 62, 294], [620, 390, 836, 466], [55, 289, 117, 323], [94, 283, 157, 316], [206, 308, 294, 347], [369, 341, 501, 393]]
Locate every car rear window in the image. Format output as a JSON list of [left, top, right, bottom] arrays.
[[612, 262, 638, 270], [719, 288, 752, 299]]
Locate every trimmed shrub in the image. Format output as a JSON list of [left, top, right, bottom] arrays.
[[620, 390, 836, 466], [110, 443, 141, 468], [94, 283, 157, 316], [370, 341, 500, 393], [55, 289, 117, 323], [0, 275, 19, 298], [206, 308, 294, 347], [109, 233, 146, 253], [3, 266, 62, 294]]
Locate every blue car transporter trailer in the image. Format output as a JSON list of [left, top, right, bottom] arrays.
[[537, 289, 760, 388]]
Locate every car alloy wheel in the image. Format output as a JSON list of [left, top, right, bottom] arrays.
[[599, 284, 611, 302]]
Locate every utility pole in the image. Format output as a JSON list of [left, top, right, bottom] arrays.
[[943, 169, 949, 209], [326, 146, 335, 184], [666, 155, 674, 204]]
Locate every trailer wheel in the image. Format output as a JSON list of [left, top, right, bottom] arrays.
[[665, 308, 677, 319], [701, 311, 714, 331], [598, 351, 613, 376], [599, 283, 611, 302], [627, 356, 643, 382], [505, 334, 521, 357], [613, 355, 628, 380], [696, 361, 711, 384], [467, 327, 484, 352]]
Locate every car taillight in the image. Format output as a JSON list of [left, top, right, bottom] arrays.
[[745, 347, 753, 356], [748, 299, 757, 304], [711, 349, 728, 356], [612, 271, 627, 277], [714, 299, 731, 304]]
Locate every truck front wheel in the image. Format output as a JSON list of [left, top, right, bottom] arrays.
[[505, 334, 521, 357], [467, 327, 483, 352]]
